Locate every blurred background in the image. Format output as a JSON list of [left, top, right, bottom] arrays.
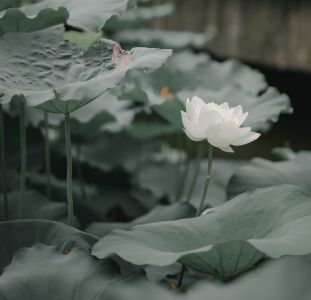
[[147, 0, 311, 157]]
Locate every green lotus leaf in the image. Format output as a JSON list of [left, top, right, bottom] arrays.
[[1, 190, 68, 223], [93, 185, 311, 280], [0, 219, 96, 272], [228, 151, 311, 199], [0, 244, 123, 300], [1, 0, 130, 32], [134, 159, 244, 208], [0, 7, 69, 35], [0, 25, 172, 114], [105, 3, 174, 32], [86, 202, 196, 237], [114, 29, 212, 50]]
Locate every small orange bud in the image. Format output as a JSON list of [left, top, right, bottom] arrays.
[[170, 283, 177, 289], [160, 86, 171, 99]]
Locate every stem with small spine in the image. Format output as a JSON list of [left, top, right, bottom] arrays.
[[19, 102, 27, 219], [0, 106, 8, 221], [44, 111, 51, 199], [65, 113, 74, 226]]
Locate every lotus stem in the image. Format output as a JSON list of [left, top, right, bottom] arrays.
[[44, 111, 51, 199], [185, 143, 203, 203], [0, 106, 8, 221], [196, 143, 213, 216], [178, 143, 214, 287], [19, 101, 27, 219], [65, 113, 74, 226], [175, 138, 191, 202], [76, 143, 88, 203], [175, 156, 191, 202]]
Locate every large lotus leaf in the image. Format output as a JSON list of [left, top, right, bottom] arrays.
[[86, 202, 196, 237], [0, 244, 124, 300], [105, 3, 174, 32], [0, 219, 96, 272], [134, 159, 244, 208], [130, 51, 291, 132], [1, 0, 130, 32], [0, 7, 69, 35], [93, 185, 311, 279], [0, 25, 172, 114], [228, 151, 311, 199], [1, 190, 68, 223], [114, 29, 212, 50]]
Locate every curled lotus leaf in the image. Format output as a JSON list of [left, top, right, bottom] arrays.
[[0, 0, 130, 32], [0, 7, 69, 35]]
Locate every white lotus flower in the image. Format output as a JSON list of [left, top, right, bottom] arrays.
[[181, 96, 260, 152]]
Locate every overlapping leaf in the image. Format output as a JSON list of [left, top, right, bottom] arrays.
[[228, 151, 311, 199], [93, 185, 311, 279]]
